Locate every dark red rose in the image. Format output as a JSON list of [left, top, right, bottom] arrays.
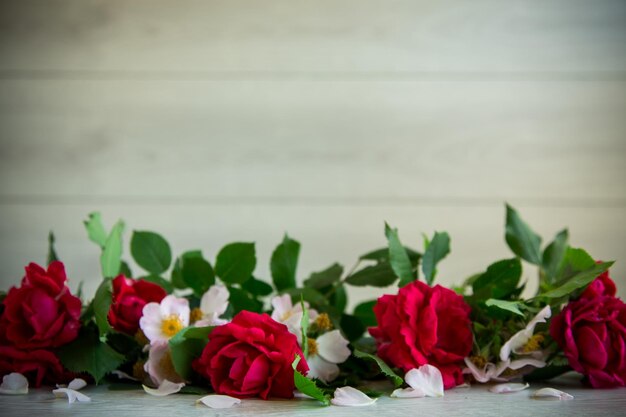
[[580, 266, 616, 300], [108, 275, 167, 335], [369, 280, 472, 389], [193, 311, 309, 399], [0, 346, 73, 387], [550, 291, 626, 388], [0, 262, 81, 349]]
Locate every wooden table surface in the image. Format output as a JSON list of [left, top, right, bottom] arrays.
[[1, 373, 625, 417]]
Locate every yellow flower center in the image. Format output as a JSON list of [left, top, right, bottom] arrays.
[[523, 334, 545, 353], [161, 314, 184, 338], [312, 313, 333, 331], [190, 307, 203, 323], [308, 338, 319, 357], [470, 355, 487, 368], [280, 310, 294, 322]]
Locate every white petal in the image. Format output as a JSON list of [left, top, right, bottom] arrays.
[[200, 285, 229, 317], [463, 357, 492, 383], [500, 329, 531, 361], [0, 373, 28, 395], [507, 358, 546, 370], [405, 365, 444, 397], [53, 388, 91, 403], [532, 387, 574, 400], [194, 315, 229, 327], [317, 330, 351, 364], [526, 306, 551, 332], [196, 394, 241, 408], [391, 387, 425, 398], [110, 370, 139, 381], [68, 378, 87, 391], [307, 355, 340, 383], [160, 295, 190, 327], [489, 383, 529, 393], [270, 294, 293, 321], [143, 380, 185, 396], [331, 387, 377, 407]]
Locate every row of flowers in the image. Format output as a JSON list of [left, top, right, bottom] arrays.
[[1, 205, 625, 406]]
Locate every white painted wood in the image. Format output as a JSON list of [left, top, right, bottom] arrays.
[[1, 204, 624, 306], [0, 0, 625, 73], [0, 373, 624, 416], [1, 80, 624, 200]]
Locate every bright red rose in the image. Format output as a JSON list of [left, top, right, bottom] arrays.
[[550, 290, 626, 388], [108, 275, 167, 335], [193, 311, 309, 399], [0, 262, 81, 349], [369, 281, 472, 389], [0, 346, 73, 387]]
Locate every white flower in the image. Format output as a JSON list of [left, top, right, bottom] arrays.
[[270, 294, 318, 343], [53, 388, 91, 403], [0, 373, 28, 395], [194, 285, 230, 327], [140, 295, 190, 344], [331, 386, 377, 406], [144, 340, 185, 386], [143, 379, 185, 396], [391, 364, 444, 398], [306, 330, 351, 383], [500, 305, 551, 361]]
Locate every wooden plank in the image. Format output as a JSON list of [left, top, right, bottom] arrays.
[[0, 79, 625, 201], [0, 0, 624, 74], [1, 204, 624, 305]]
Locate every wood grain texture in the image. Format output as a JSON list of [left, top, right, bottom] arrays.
[[0, 373, 624, 417], [0, 0, 625, 74]]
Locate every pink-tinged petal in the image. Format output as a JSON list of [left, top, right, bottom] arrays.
[[196, 394, 241, 408], [532, 387, 573, 400], [142, 380, 185, 396], [331, 387, 377, 407], [391, 387, 425, 398], [53, 388, 91, 403], [307, 355, 340, 383], [317, 330, 351, 364], [404, 365, 444, 397], [0, 373, 29, 395], [489, 383, 529, 393], [200, 285, 230, 317]]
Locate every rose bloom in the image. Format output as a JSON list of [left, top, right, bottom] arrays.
[[108, 275, 167, 335], [550, 272, 626, 388], [0, 346, 73, 387], [369, 280, 472, 389], [193, 311, 309, 399], [0, 262, 81, 350]]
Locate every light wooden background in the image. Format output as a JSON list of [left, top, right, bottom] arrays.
[[1, 0, 625, 306]]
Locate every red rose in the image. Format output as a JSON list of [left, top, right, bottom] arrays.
[[550, 290, 626, 388], [580, 267, 616, 300], [193, 311, 309, 399], [0, 262, 81, 349], [0, 346, 73, 387], [369, 281, 472, 389], [108, 275, 167, 335]]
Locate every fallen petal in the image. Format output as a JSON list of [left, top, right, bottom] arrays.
[[489, 383, 529, 393], [68, 378, 87, 391], [196, 394, 241, 409], [391, 387, 425, 398], [0, 373, 28, 395], [53, 388, 91, 403], [532, 387, 574, 400], [405, 365, 444, 397], [143, 380, 185, 396], [331, 387, 377, 407], [111, 370, 139, 381]]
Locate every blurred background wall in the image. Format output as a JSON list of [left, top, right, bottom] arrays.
[[0, 0, 625, 305]]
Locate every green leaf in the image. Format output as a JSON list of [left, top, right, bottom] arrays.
[[270, 234, 300, 291], [242, 277, 273, 296], [169, 326, 213, 380], [93, 278, 113, 337], [140, 274, 174, 294], [119, 261, 133, 278], [485, 299, 525, 317], [228, 286, 263, 314], [171, 250, 202, 289], [182, 256, 215, 297], [556, 247, 596, 283], [542, 229, 569, 284], [101, 220, 124, 278], [541, 261, 613, 299], [505, 204, 542, 265], [329, 284, 348, 314], [58, 327, 125, 384], [340, 314, 366, 342], [353, 349, 403, 387], [300, 298, 309, 357], [131, 231, 172, 274], [84, 212, 108, 248], [360, 247, 421, 264], [353, 300, 377, 328], [384, 223, 414, 286], [283, 287, 329, 310], [47, 231, 59, 264], [421, 231, 451, 285], [292, 355, 330, 406], [303, 263, 344, 289], [215, 242, 256, 284], [345, 262, 397, 287], [472, 258, 522, 300]]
